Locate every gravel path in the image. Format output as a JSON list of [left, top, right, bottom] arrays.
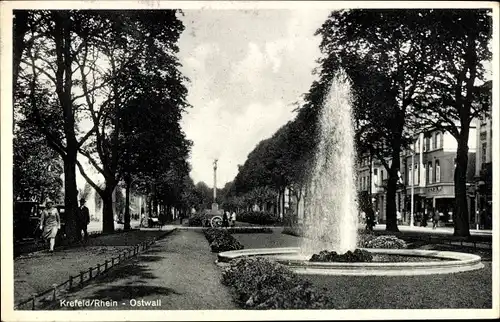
[[14, 230, 169, 305], [46, 230, 237, 310]]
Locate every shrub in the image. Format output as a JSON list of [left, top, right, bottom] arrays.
[[222, 257, 334, 309], [357, 231, 377, 247], [188, 213, 206, 227], [309, 249, 373, 263], [203, 228, 244, 253], [362, 235, 407, 249], [227, 227, 273, 234], [238, 211, 279, 226]]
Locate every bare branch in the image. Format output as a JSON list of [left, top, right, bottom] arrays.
[[79, 148, 106, 176], [76, 159, 104, 195]]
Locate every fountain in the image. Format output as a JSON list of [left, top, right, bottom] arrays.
[[217, 72, 483, 276], [301, 70, 358, 255]]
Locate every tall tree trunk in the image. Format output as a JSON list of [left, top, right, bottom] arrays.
[[454, 131, 471, 237], [63, 154, 79, 242], [101, 184, 115, 233], [54, 12, 79, 242], [124, 178, 131, 231], [385, 123, 403, 232]]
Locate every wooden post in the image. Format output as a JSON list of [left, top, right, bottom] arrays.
[[69, 276, 73, 289], [89, 267, 93, 279], [105, 259, 109, 271], [32, 294, 36, 310], [52, 284, 57, 301], [80, 271, 84, 287]]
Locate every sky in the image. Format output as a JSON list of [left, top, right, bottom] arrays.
[[177, 9, 331, 188]]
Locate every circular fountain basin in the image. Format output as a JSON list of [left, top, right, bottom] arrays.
[[217, 247, 483, 276]]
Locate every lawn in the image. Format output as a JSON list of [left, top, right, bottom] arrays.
[[232, 230, 493, 309]]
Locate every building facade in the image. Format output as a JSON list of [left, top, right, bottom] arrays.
[[356, 125, 478, 227], [474, 109, 493, 229]]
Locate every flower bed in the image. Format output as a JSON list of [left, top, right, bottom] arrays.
[[222, 257, 334, 309], [203, 228, 244, 253], [362, 235, 407, 249], [309, 249, 373, 262], [227, 227, 273, 234]]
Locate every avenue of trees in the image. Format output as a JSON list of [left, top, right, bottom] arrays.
[[13, 10, 192, 239], [227, 9, 492, 236]]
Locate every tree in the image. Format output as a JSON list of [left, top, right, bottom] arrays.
[[413, 9, 492, 236], [313, 10, 440, 231], [13, 118, 63, 203], [16, 11, 99, 241], [71, 10, 189, 232]]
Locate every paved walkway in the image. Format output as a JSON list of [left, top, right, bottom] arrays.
[[46, 230, 237, 310], [14, 230, 170, 306]]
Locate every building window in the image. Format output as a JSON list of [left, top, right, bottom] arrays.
[[374, 168, 378, 176], [435, 132, 441, 149], [380, 169, 384, 185], [435, 161, 440, 183], [425, 136, 430, 151], [415, 138, 419, 153], [408, 164, 413, 185], [428, 162, 433, 184], [429, 133, 434, 150], [414, 164, 419, 185], [482, 142, 487, 164]]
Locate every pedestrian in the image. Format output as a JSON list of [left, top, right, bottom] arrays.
[[39, 199, 60, 253], [432, 210, 439, 229], [365, 209, 375, 231], [222, 211, 229, 228], [231, 211, 236, 227], [78, 198, 90, 241]]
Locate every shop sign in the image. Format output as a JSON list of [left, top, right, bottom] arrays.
[[427, 186, 443, 193]]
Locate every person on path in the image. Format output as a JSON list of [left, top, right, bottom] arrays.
[[39, 199, 60, 252], [432, 209, 440, 229], [230, 211, 236, 227], [78, 198, 90, 241], [222, 211, 229, 228]]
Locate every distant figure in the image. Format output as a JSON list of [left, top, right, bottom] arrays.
[[78, 198, 90, 241], [222, 211, 229, 228], [140, 213, 146, 227], [365, 209, 375, 231], [39, 199, 60, 252], [231, 211, 236, 227], [396, 210, 402, 224], [432, 210, 440, 229], [421, 209, 428, 227]]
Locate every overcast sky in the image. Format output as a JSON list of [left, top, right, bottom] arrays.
[[177, 9, 331, 188]]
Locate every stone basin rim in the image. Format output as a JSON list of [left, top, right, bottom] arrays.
[[217, 247, 483, 275]]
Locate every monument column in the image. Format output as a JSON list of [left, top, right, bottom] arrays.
[[213, 159, 217, 203]]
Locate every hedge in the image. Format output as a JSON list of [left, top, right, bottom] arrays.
[[222, 257, 334, 309], [203, 228, 244, 253], [237, 211, 280, 226]]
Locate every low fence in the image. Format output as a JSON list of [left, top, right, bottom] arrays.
[[15, 238, 157, 310]]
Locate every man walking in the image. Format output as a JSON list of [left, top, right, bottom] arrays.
[[78, 198, 90, 242]]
